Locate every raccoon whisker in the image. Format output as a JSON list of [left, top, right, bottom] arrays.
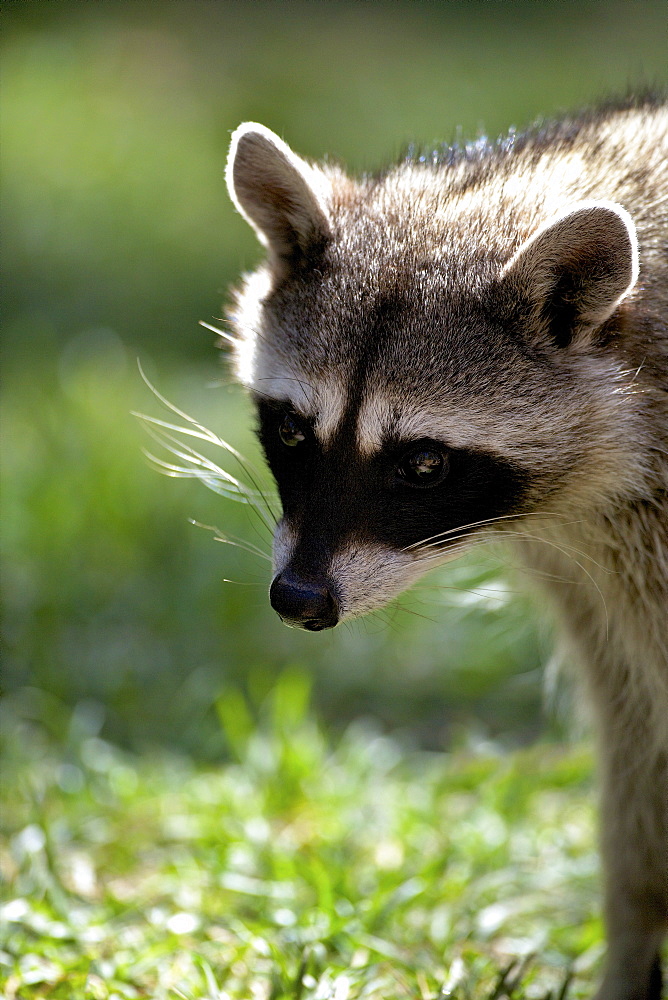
[[403, 511, 573, 551], [144, 411, 279, 525], [386, 602, 441, 626], [341, 616, 369, 639], [226, 447, 280, 527], [482, 528, 613, 573], [135, 410, 265, 487], [137, 363, 279, 519], [417, 541, 478, 566], [215, 535, 273, 562], [415, 522, 605, 572], [199, 318, 238, 345], [135, 410, 232, 448], [143, 450, 262, 507], [414, 545, 574, 591], [255, 374, 317, 405], [239, 497, 277, 547], [135, 411, 258, 475], [188, 517, 271, 559], [138, 362, 240, 444], [145, 462, 246, 504], [365, 608, 406, 634], [139, 423, 258, 498], [256, 375, 316, 389], [142, 431, 277, 537], [416, 528, 609, 629], [139, 425, 241, 480], [232, 321, 274, 351], [410, 577, 511, 594], [368, 599, 439, 632], [478, 529, 610, 638], [404, 519, 502, 551], [135, 363, 278, 524], [408, 585, 513, 605], [144, 452, 208, 477], [497, 562, 583, 586], [188, 520, 272, 562], [414, 520, 586, 554]]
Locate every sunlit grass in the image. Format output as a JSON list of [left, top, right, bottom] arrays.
[[1, 674, 602, 1000]]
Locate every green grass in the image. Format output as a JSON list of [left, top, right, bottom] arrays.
[[1, 675, 604, 1000]]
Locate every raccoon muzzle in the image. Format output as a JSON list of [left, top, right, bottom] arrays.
[[269, 568, 339, 631]]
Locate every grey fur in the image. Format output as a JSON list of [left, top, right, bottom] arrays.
[[225, 96, 668, 999]]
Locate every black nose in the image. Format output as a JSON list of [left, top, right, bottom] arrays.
[[270, 569, 339, 631]]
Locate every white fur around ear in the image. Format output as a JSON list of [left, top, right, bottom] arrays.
[[226, 122, 332, 271], [501, 200, 639, 347]]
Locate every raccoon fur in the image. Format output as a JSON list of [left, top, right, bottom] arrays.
[[224, 95, 668, 1000]]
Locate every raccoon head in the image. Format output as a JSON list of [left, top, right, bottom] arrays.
[[226, 123, 640, 630]]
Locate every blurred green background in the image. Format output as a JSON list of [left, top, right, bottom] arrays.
[[2, 0, 666, 760]]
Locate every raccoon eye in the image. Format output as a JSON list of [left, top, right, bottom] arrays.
[[278, 413, 306, 447], [397, 447, 447, 486]]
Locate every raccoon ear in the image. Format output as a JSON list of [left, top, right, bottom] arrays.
[[500, 201, 639, 348], [226, 122, 331, 274]]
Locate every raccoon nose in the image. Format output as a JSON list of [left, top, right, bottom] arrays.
[[270, 569, 339, 631]]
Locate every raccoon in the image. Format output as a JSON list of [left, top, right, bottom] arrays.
[[224, 95, 668, 1000]]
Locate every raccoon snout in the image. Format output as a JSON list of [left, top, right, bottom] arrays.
[[270, 569, 339, 631]]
